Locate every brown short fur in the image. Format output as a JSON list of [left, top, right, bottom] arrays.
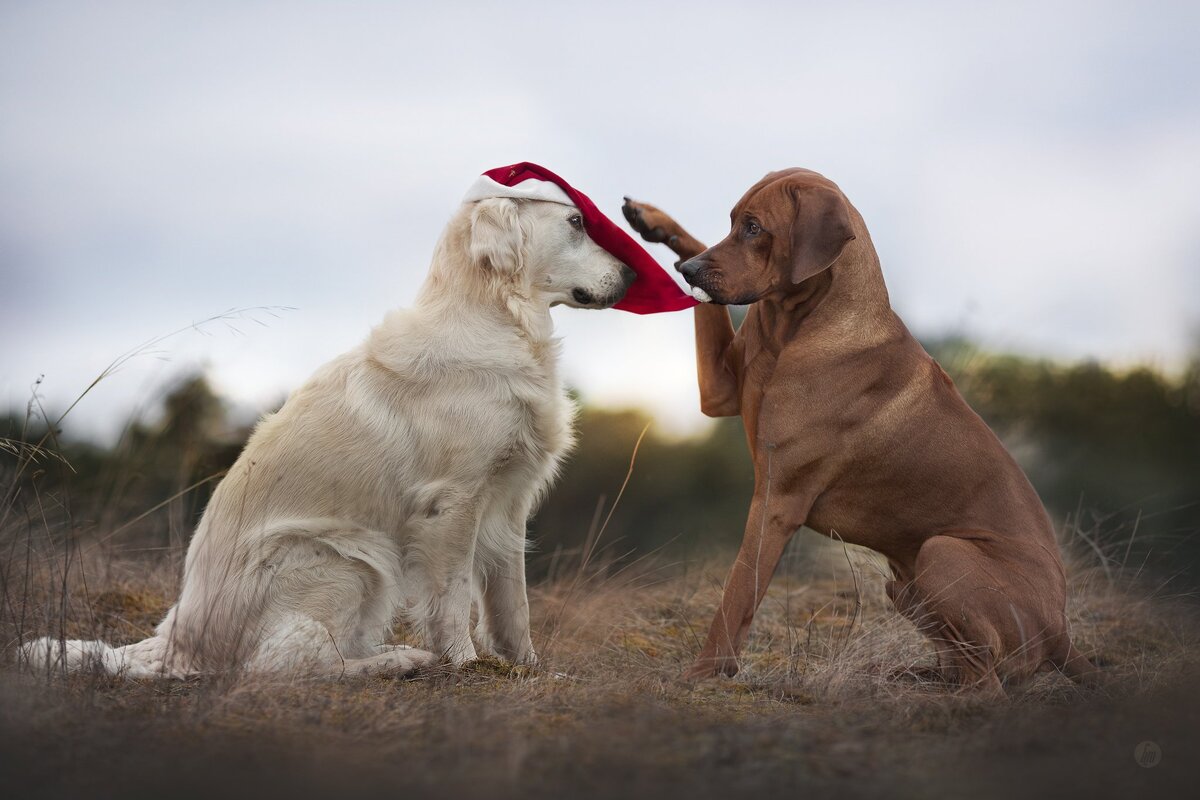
[[623, 169, 1096, 694]]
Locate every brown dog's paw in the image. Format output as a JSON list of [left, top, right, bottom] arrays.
[[621, 197, 683, 247], [683, 654, 740, 682], [886, 663, 953, 687]]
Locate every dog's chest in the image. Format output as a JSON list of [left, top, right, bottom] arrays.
[[490, 373, 572, 484], [738, 345, 783, 440]]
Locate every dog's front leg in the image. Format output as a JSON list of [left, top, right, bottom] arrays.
[[687, 486, 810, 680], [476, 546, 535, 665], [411, 500, 480, 667], [693, 306, 740, 417], [621, 198, 741, 416], [621, 197, 707, 263], [473, 501, 536, 664]]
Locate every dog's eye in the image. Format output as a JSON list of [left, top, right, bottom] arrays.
[[568, 214, 584, 231], [745, 220, 762, 236]]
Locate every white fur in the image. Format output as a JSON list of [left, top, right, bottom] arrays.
[[22, 197, 629, 679], [691, 286, 713, 303]]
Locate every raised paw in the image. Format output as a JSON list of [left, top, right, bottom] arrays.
[[622, 197, 684, 247]]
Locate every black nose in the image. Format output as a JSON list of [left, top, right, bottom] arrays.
[[678, 258, 703, 283], [620, 264, 636, 288]]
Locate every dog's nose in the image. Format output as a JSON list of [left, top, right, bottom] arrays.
[[678, 258, 703, 283], [619, 264, 636, 288]]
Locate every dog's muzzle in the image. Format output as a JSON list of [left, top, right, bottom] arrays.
[[676, 257, 715, 303], [574, 265, 636, 308]]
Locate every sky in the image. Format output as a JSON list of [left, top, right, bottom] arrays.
[[2, 1, 1198, 442]]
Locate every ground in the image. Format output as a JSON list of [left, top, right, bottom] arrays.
[[2, 533, 1198, 799]]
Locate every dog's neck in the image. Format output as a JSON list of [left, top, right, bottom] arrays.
[[417, 221, 557, 361]]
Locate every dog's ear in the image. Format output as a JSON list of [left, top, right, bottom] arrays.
[[469, 198, 524, 275], [788, 186, 856, 284]]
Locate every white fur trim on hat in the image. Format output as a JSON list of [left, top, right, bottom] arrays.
[[462, 174, 575, 207]]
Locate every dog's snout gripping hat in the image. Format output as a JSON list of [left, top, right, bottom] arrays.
[[462, 162, 698, 314]]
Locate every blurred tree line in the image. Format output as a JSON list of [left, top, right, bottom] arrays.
[[1, 376, 244, 552], [4, 339, 1198, 584]]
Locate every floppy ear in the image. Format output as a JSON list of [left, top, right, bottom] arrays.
[[469, 197, 524, 274], [788, 186, 856, 284]]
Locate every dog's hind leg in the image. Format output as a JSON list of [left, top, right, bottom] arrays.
[[330, 645, 438, 678], [1052, 639, 1102, 687], [895, 535, 1012, 697], [245, 613, 436, 677], [233, 525, 412, 674]]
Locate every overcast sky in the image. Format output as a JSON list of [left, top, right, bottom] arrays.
[[2, 1, 1198, 441]]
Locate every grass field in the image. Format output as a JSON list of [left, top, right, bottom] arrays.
[[2, 529, 1198, 800]]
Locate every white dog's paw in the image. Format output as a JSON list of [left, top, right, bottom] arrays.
[[445, 639, 479, 668], [691, 286, 713, 303], [479, 635, 537, 668], [399, 648, 439, 674], [370, 644, 438, 675]]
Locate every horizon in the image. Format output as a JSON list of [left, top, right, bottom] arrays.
[[7, 318, 1195, 448]]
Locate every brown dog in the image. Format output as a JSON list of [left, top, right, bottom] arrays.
[[623, 169, 1095, 693]]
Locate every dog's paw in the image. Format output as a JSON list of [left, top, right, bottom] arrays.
[[683, 654, 740, 683], [621, 197, 683, 246], [489, 645, 536, 667], [457, 654, 535, 680], [885, 663, 952, 685]]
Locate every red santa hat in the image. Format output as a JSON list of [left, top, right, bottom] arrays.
[[462, 162, 698, 314]]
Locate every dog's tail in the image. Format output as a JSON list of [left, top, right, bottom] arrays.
[[20, 632, 185, 679]]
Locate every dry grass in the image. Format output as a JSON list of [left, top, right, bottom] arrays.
[[2, 527, 1198, 799], [6, 312, 1199, 798]]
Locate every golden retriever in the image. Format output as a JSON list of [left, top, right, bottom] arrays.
[[24, 192, 634, 678]]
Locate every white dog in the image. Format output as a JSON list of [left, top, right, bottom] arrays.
[[24, 190, 634, 678]]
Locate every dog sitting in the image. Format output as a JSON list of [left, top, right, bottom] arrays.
[[24, 188, 634, 678], [624, 170, 1095, 694]]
